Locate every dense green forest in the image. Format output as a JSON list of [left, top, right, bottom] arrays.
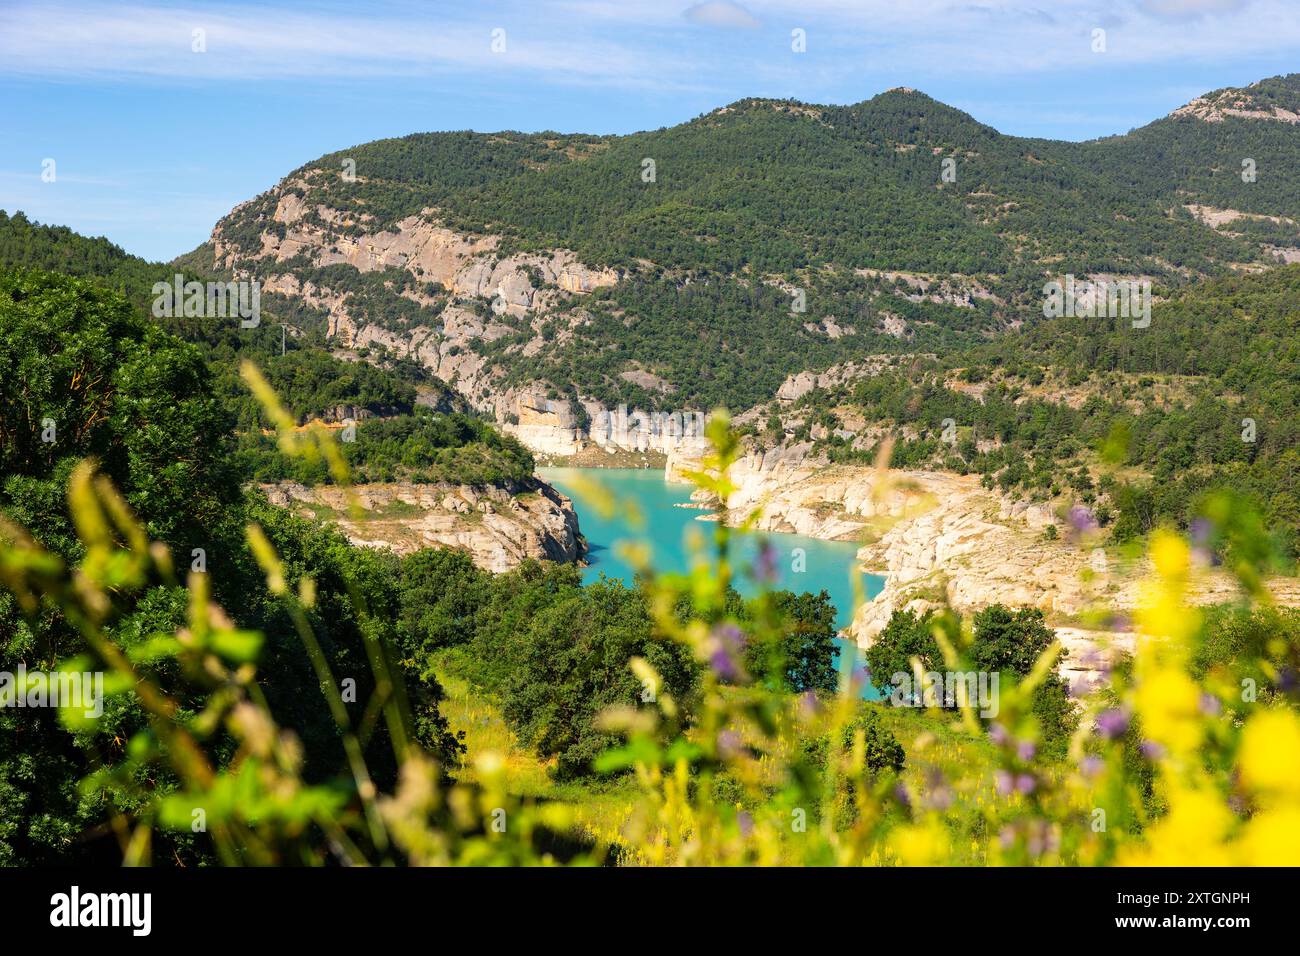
[[238, 85, 1292, 281], [0, 234, 855, 863], [487, 272, 1001, 411], [0, 269, 459, 863], [235, 410, 536, 487], [1075, 75, 1300, 216], [396, 550, 841, 780], [0, 212, 527, 487], [2, 204, 1298, 863], [195, 76, 1300, 436], [789, 265, 1300, 560]]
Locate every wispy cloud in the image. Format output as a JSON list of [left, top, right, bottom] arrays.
[[1139, 0, 1255, 19], [2, 0, 1297, 89], [683, 2, 763, 30], [728, 0, 1295, 75], [0, 1, 699, 89]]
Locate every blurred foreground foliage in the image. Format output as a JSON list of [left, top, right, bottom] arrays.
[[3, 388, 1299, 866]]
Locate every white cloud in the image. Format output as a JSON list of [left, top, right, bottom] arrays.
[[0, 1, 699, 89], [1139, 0, 1253, 18], [0, 0, 1296, 89], [683, 1, 762, 29]]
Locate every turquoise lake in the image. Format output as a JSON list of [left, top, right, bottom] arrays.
[[540, 467, 886, 690]]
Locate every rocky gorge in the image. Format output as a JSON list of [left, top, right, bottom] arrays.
[[663, 442, 1300, 696], [208, 170, 720, 463], [260, 478, 584, 573], [198, 122, 1300, 695]]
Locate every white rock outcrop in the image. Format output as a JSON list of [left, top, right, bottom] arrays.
[[260, 479, 584, 573]]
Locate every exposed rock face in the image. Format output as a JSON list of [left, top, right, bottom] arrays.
[[222, 188, 619, 308], [1173, 88, 1300, 125], [773, 355, 927, 404], [844, 472, 1101, 642], [1054, 627, 1135, 697], [210, 172, 630, 441], [518, 393, 712, 459], [853, 268, 1003, 308], [586, 403, 711, 456], [667, 442, 874, 541], [259, 479, 584, 573], [211, 178, 720, 461], [515, 395, 584, 456], [665, 448, 1300, 695], [1183, 204, 1300, 266]]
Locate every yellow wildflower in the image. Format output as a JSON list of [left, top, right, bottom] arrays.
[[1239, 708, 1300, 800], [1150, 529, 1190, 581], [891, 821, 949, 866], [1239, 808, 1300, 865], [1133, 668, 1203, 755], [1121, 786, 1234, 866]]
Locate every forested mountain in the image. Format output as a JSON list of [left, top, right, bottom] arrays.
[[191, 75, 1300, 416], [0, 238, 837, 863], [782, 264, 1300, 559], [0, 211, 541, 486], [238, 84, 1295, 279], [11, 76, 1300, 553], [1077, 74, 1300, 221], [3, 70, 1300, 872]]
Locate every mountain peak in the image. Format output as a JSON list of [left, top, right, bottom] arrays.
[[1171, 73, 1300, 125]]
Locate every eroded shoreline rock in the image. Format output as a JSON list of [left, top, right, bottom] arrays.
[[663, 446, 1300, 695], [259, 477, 584, 574]]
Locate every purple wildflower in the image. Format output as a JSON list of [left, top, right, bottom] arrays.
[[893, 784, 912, 810], [921, 768, 953, 809], [1016, 739, 1037, 763], [737, 811, 754, 837], [995, 771, 1013, 796], [927, 788, 953, 811], [1139, 739, 1166, 761], [1015, 773, 1037, 795], [1069, 505, 1099, 536], [1189, 518, 1219, 566], [1096, 708, 1129, 740], [1104, 612, 1133, 632], [754, 540, 779, 585], [797, 690, 820, 720], [718, 730, 742, 760], [709, 622, 746, 682], [1189, 517, 1213, 547]]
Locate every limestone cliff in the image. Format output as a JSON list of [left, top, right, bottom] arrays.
[[207, 171, 720, 462], [259, 478, 584, 573], [520, 394, 713, 460], [665, 445, 1300, 694], [209, 169, 718, 463]]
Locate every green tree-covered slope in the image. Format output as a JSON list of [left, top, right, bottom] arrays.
[[194, 76, 1300, 414]]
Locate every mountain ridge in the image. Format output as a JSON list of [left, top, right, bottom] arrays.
[[174, 73, 1300, 424]]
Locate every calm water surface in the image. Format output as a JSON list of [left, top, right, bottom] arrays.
[[540, 467, 886, 691]]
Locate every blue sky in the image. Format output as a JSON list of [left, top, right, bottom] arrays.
[[1, 0, 1297, 261]]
